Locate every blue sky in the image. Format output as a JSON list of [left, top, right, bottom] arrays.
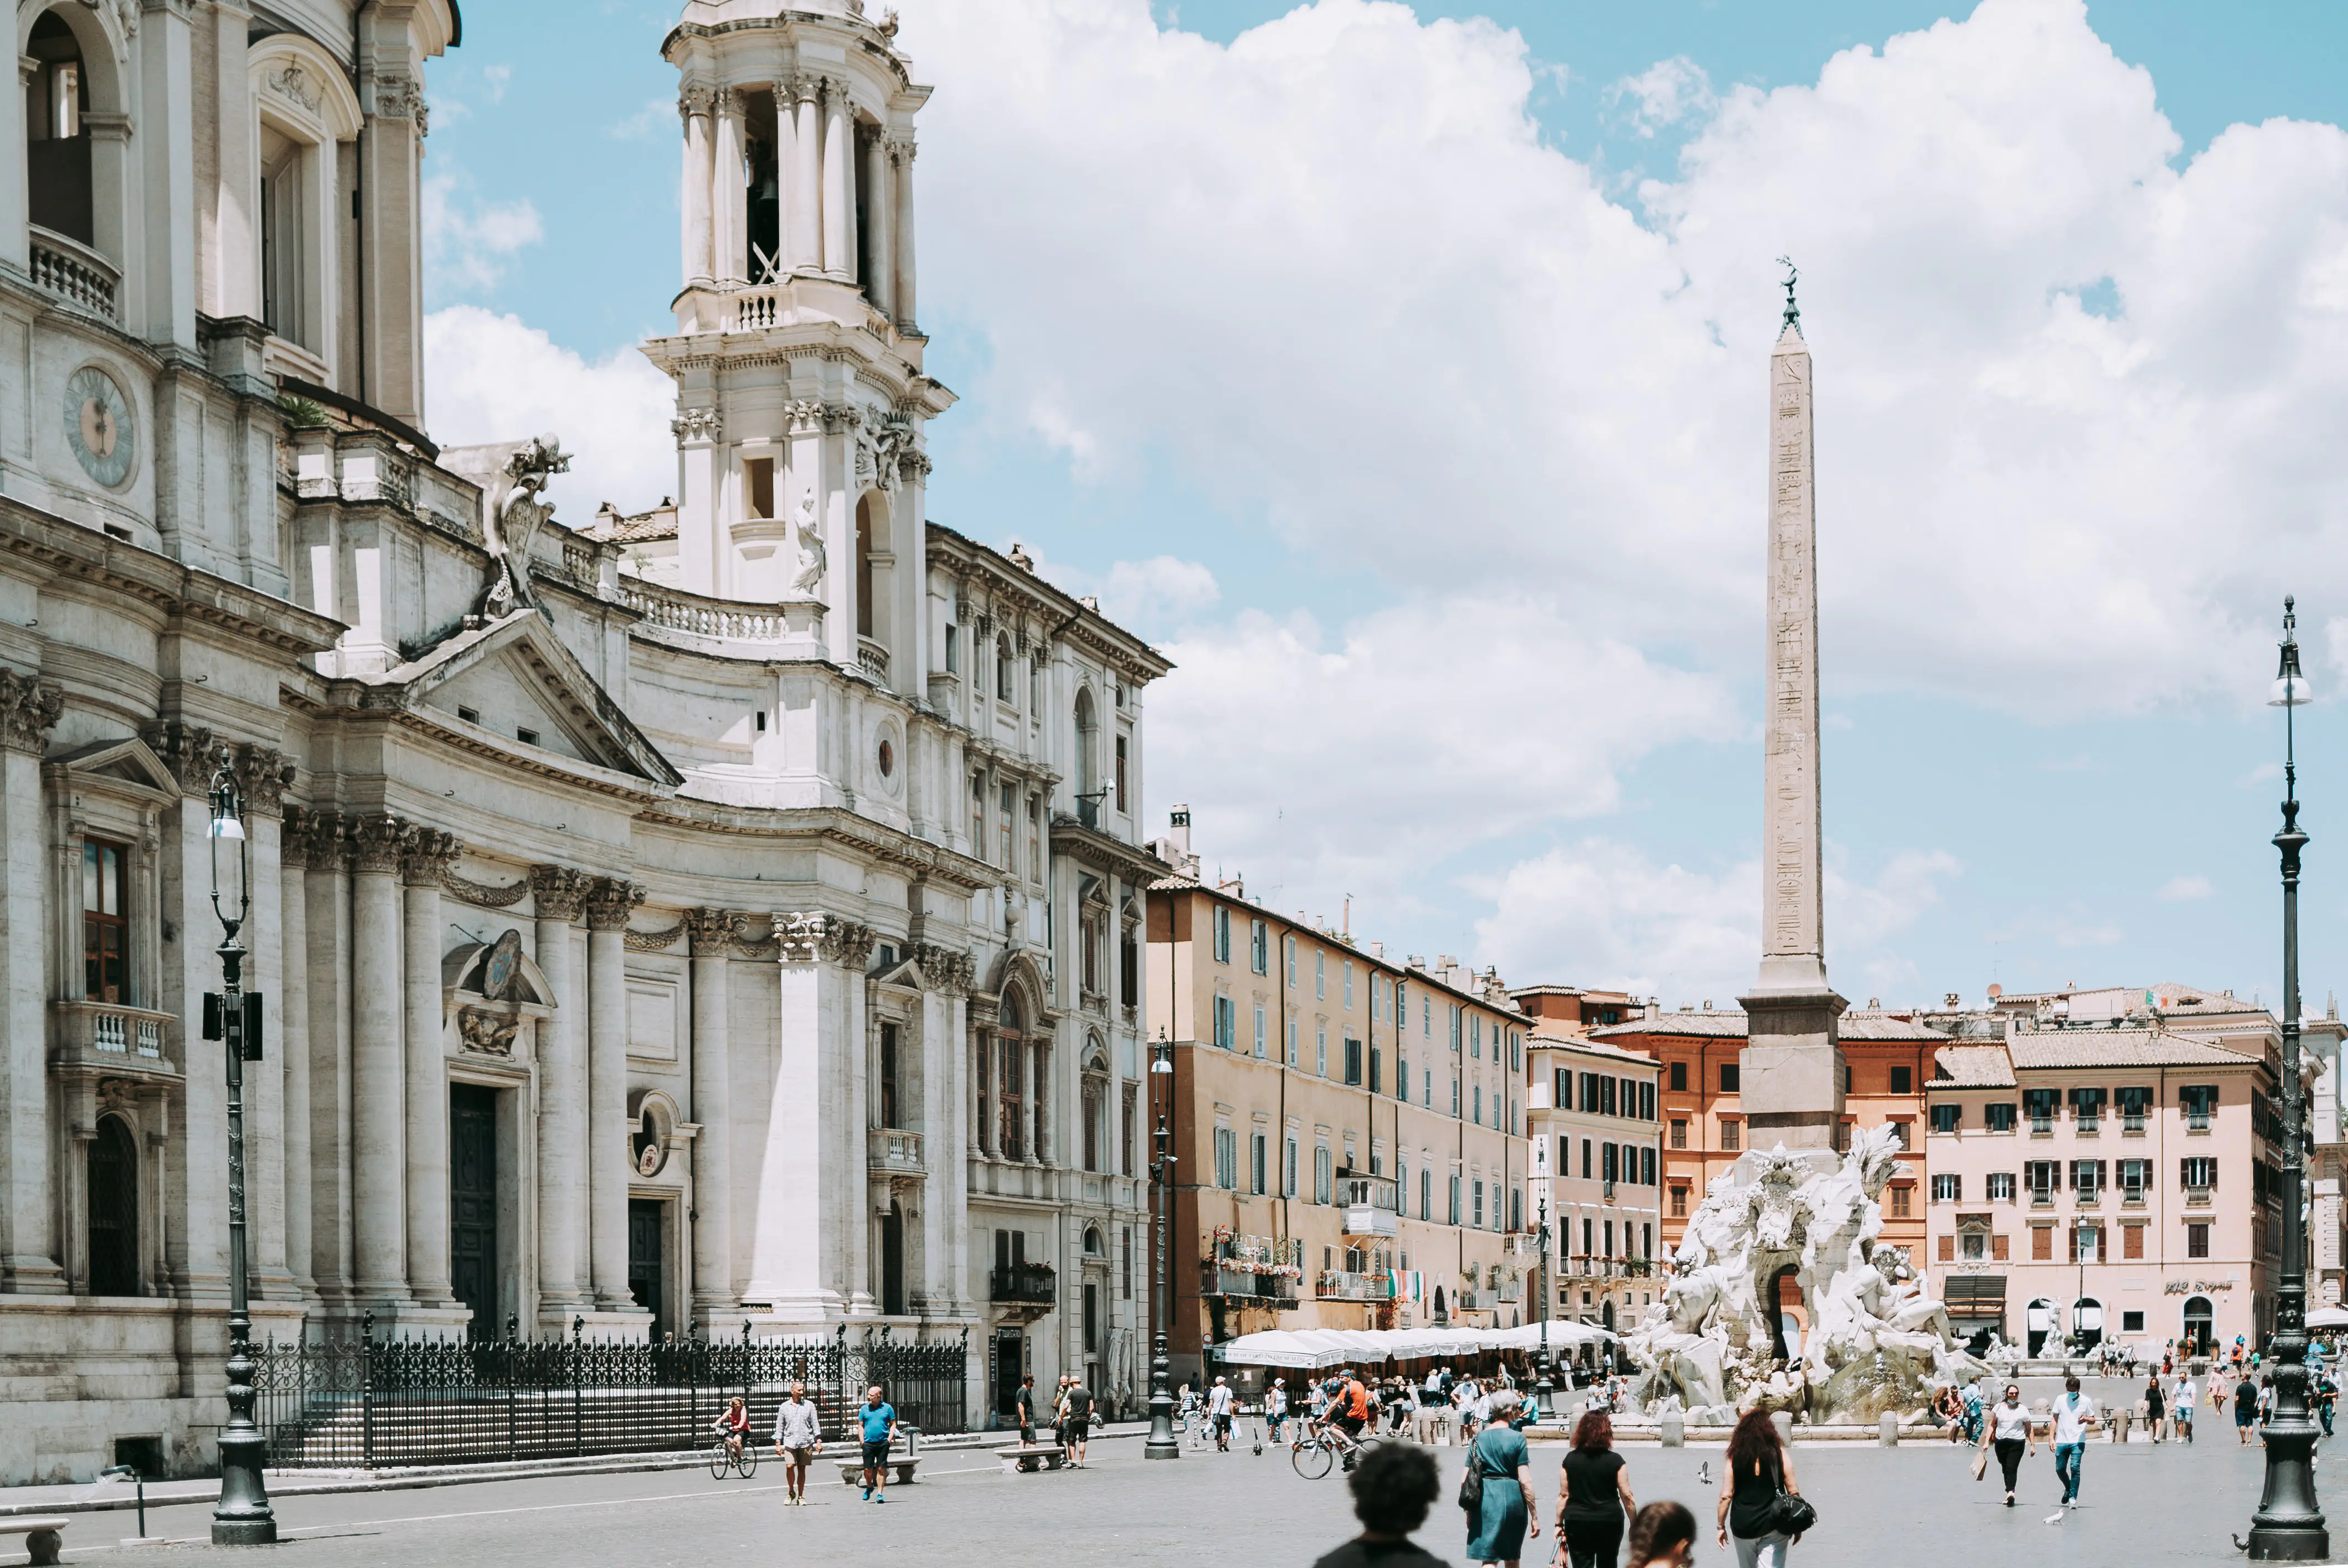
[[418, 1, 2348, 1014]]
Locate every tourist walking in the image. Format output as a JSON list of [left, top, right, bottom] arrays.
[[1065, 1375, 1095, 1467], [1209, 1375, 1235, 1451], [857, 1385, 899, 1503], [1981, 1382, 2033, 1508], [2051, 1374, 2097, 1508], [1626, 1502, 1699, 1568], [2144, 1370, 2165, 1443], [1463, 1389, 1538, 1567], [1311, 1437, 1447, 1568], [2236, 1369, 2261, 1445], [773, 1380, 822, 1506], [1557, 1409, 1635, 1568], [1269, 1380, 1290, 1445], [1719, 1408, 1801, 1568], [2174, 1370, 2196, 1443], [1016, 1374, 1037, 1446]]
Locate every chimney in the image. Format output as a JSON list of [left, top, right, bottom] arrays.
[[1369, 942, 1385, 961], [1944, 993, 1960, 1010], [1644, 1000, 1661, 1021], [1166, 805, 1191, 857]]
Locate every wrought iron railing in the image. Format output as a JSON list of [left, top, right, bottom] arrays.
[[991, 1262, 1057, 1304], [251, 1319, 967, 1469]]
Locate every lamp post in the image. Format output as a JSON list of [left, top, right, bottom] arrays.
[[1533, 1196, 1553, 1423], [2247, 597, 2328, 1561], [205, 762, 275, 1545], [1145, 1031, 1180, 1459]]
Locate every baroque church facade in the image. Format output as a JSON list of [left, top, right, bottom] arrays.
[[0, 0, 1165, 1482]]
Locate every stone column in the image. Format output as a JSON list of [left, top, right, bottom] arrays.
[[772, 80, 801, 276], [403, 829, 458, 1309], [790, 80, 822, 275], [299, 811, 353, 1304], [1739, 295, 1846, 1153], [687, 909, 735, 1318], [825, 918, 876, 1312], [586, 878, 643, 1310], [349, 814, 411, 1306], [820, 79, 853, 281], [0, 676, 60, 1291], [278, 805, 316, 1298], [356, 63, 426, 427], [530, 865, 591, 1318], [712, 88, 746, 287], [679, 85, 714, 287], [892, 140, 916, 328], [236, 747, 293, 1298], [864, 133, 893, 317]]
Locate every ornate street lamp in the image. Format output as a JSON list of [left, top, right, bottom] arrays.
[[2246, 598, 2328, 1561], [206, 761, 274, 1545], [1145, 1031, 1179, 1459], [1531, 1196, 1554, 1422]]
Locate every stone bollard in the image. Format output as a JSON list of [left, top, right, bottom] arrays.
[[1770, 1411, 1794, 1448], [1879, 1412, 1900, 1446], [1661, 1411, 1685, 1448]]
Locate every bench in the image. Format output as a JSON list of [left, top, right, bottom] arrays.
[[837, 1455, 920, 1487], [1000, 1445, 1070, 1474], [0, 1517, 68, 1567]]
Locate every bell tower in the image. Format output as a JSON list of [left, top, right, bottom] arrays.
[[643, 0, 954, 694]]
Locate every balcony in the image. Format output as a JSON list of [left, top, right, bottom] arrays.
[[1201, 1263, 1300, 1307], [1342, 1203, 1398, 1239], [52, 1000, 178, 1083], [611, 577, 818, 653], [29, 226, 118, 321], [857, 637, 890, 682], [2030, 1119, 2054, 1137], [1502, 1233, 1543, 1257], [1315, 1270, 1395, 1302], [2186, 1187, 2213, 1208], [991, 1261, 1057, 1306], [868, 1127, 924, 1177], [1496, 1278, 1524, 1303], [1454, 1288, 1487, 1312]]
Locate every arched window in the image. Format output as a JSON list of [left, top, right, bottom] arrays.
[[2182, 1294, 2215, 1356], [1073, 688, 1098, 805], [856, 493, 878, 639], [248, 35, 363, 373], [25, 12, 91, 244], [1081, 1039, 1108, 1174], [996, 634, 1014, 703], [1083, 1224, 1103, 1256], [996, 992, 1024, 1161], [87, 1115, 138, 1297]]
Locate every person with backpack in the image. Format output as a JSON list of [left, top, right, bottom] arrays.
[[1718, 1408, 1804, 1567], [1461, 1389, 1538, 1567], [1063, 1375, 1095, 1467]]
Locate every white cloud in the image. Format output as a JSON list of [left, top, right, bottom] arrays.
[[1606, 56, 1716, 139], [423, 172, 545, 295], [1466, 840, 1959, 1005], [610, 96, 679, 141], [1098, 556, 1222, 632], [423, 307, 676, 524], [897, 0, 2348, 719], [1145, 594, 1736, 920], [2158, 874, 2215, 901]]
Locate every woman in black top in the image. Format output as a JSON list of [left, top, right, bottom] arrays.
[[1556, 1409, 1635, 1568], [1716, 1409, 1800, 1568]]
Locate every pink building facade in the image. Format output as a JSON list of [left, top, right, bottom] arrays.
[[1924, 1029, 2274, 1359]]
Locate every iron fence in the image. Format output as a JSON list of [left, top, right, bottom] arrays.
[[253, 1318, 969, 1469]]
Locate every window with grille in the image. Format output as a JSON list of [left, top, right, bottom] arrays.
[[83, 838, 127, 1002], [1987, 1172, 2016, 1202], [2181, 1085, 2218, 1131], [2182, 1156, 2217, 1192], [2023, 1089, 2058, 1133], [2118, 1085, 2151, 1131]]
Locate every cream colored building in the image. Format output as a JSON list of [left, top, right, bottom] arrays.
[[1526, 1025, 1662, 1336], [1146, 813, 1533, 1385], [0, 0, 1165, 1481]]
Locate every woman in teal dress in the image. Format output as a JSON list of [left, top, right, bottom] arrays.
[[1466, 1390, 1539, 1567]]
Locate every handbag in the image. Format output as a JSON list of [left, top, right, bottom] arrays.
[[1765, 1456, 1818, 1537], [1970, 1447, 1989, 1482], [1458, 1432, 1490, 1515]]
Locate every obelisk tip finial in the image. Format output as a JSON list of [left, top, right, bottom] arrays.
[[1775, 255, 1800, 330]]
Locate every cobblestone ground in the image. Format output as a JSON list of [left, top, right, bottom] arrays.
[[82, 1382, 2348, 1567]]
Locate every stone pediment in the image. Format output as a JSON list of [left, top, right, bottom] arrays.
[[368, 610, 683, 787], [44, 736, 184, 806], [443, 929, 557, 1058]]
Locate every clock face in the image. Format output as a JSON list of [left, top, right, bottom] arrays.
[[64, 366, 135, 488]]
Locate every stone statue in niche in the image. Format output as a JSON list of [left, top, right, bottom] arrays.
[[472, 434, 571, 621], [787, 489, 827, 596]]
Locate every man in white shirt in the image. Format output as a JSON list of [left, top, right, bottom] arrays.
[[2175, 1373, 2197, 1442], [2051, 1374, 2099, 1507], [1208, 1375, 1235, 1451]]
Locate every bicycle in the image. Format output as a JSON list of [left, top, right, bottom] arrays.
[[708, 1435, 759, 1479], [1290, 1420, 1379, 1479]]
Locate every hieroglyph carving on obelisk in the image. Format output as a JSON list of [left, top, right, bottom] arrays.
[[1738, 262, 1846, 1151]]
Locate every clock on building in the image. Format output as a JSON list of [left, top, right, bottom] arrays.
[[63, 365, 135, 488]]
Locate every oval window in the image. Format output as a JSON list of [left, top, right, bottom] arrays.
[[877, 737, 895, 778]]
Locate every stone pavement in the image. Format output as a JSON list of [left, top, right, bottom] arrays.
[[55, 1414, 2348, 1567]]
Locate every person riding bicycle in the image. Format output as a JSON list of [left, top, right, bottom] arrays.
[[1328, 1369, 1374, 1472], [711, 1396, 750, 1463]]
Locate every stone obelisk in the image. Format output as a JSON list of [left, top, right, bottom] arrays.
[[1738, 264, 1846, 1152]]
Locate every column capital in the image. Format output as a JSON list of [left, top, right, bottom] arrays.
[[138, 718, 231, 795], [232, 742, 296, 819], [585, 876, 646, 931], [529, 863, 594, 923], [686, 907, 737, 957], [400, 828, 460, 886], [285, 806, 348, 871], [680, 82, 715, 118], [348, 812, 414, 875], [915, 943, 975, 998], [712, 85, 742, 118], [671, 407, 723, 445], [0, 669, 61, 755]]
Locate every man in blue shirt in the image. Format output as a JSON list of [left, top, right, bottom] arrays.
[[858, 1385, 899, 1502]]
